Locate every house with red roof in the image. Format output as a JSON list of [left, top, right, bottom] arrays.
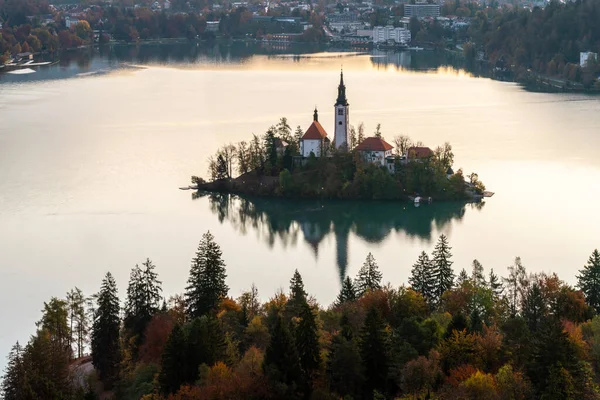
[[407, 146, 434, 160], [300, 108, 330, 158], [355, 136, 395, 170]]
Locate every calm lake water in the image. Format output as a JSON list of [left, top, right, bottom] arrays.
[[1, 43, 600, 363]]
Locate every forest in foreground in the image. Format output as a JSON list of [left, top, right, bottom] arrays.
[[3, 232, 600, 400]]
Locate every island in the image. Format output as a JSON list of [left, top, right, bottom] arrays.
[[193, 71, 488, 203]]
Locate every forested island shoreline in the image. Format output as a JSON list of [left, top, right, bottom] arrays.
[[3, 230, 600, 400], [193, 117, 487, 203]]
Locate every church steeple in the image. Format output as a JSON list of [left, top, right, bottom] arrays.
[[335, 69, 348, 106], [313, 107, 318, 122]]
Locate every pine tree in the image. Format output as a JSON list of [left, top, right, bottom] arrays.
[[287, 269, 307, 317], [328, 329, 363, 398], [159, 323, 187, 395], [1, 342, 25, 400], [431, 234, 455, 304], [471, 259, 486, 288], [355, 253, 383, 296], [360, 307, 389, 396], [294, 125, 304, 148], [488, 268, 503, 298], [409, 251, 435, 305], [91, 272, 121, 388], [37, 297, 70, 353], [577, 249, 600, 313], [336, 276, 357, 305], [264, 314, 302, 391], [185, 231, 229, 318], [296, 301, 321, 387], [264, 127, 278, 173]]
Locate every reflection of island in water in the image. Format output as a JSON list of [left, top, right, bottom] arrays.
[[197, 193, 484, 282]]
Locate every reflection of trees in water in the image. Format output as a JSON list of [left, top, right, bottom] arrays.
[[197, 192, 482, 282]]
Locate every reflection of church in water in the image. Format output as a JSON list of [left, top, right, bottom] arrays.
[[201, 192, 476, 283]]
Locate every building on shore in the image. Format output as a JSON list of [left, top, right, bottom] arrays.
[[404, 2, 441, 18], [373, 25, 411, 45]]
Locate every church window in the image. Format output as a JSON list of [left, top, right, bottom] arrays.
[[338, 121, 342, 125], [338, 109, 344, 116]]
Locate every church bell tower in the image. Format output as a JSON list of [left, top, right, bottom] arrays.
[[334, 70, 349, 151]]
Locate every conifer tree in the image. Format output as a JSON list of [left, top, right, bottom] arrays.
[[471, 259, 486, 288], [360, 307, 389, 396], [287, 269, 307, 317], [124, 259, 162, 349], [296, 301, 321, 387], [185, 316, 226, 383], [577, 249, 600, 313], [456, 268, 469, 286], [294, 125, 304, 147], [355, 253, 383, 296], [488, 268, 503, 298], [185, 231, 229, 318], [328, 327, 363, 398], [91, 272, 121, 388], [159, 323, 187, 395], [1, 342, 25, 400], [409, 251, 435, 305], [522, 282, 546, 333], [37, 297, 70, 353], [336, 276, 357, 305], [431, 235, 455, 304], [264, 314, 302, 391]]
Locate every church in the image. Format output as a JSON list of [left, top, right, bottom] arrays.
[[300, 71, 395, 167]]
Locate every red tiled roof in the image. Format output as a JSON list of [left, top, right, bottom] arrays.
[[355, 136, 394, 152], [407, 146, 434, 158], [302, 121, 328, 140]]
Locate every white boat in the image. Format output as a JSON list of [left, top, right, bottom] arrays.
[[414, 196, 421, 204], [6, 68, 36, 75]]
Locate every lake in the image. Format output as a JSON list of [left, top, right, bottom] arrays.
[[1, 43, 600, 364]]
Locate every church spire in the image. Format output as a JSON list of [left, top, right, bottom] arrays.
[[313, 107, 319, 122], [335, 69, 348, 106]]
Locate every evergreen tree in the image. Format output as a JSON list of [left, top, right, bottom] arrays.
[[185, 231, 229, 318], [336, 276, 357, 305], [355, 253, 383, 296], [522, 282, 547, 333], [124, 259, 162, 352], [185, 316, 226, 383], [359, 307, 389, 396], [577, 249, 600, 313], [294, 125, 304, 148], [471, 259, 486, 288], [296, 301, 321, 387], [91, 272, 121, 388], [264, 314, 302, 392], [159, 323, 187, 395], [287, 269, 307, 318], [264, 127, 278, 173], [431, 234, 455, 304], [456, 268, 469, 286], [488, 268, 503, 298], [328, 330, 363, 398], [409, 251, 435, 304], [1, 342, 25, 400]]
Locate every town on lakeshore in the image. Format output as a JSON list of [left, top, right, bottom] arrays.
[[195, 70, 490, 202], [2, 0, 600, 91]]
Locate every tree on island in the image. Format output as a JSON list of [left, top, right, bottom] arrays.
[[185, 231, 229, 318], [409, 251, 435, 305], [337, 276, 357, 305], [91, 272, 121, 388], [431, 234, 455, 304], [355, 253, 383, 295], [577, 249, 600, 313]]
